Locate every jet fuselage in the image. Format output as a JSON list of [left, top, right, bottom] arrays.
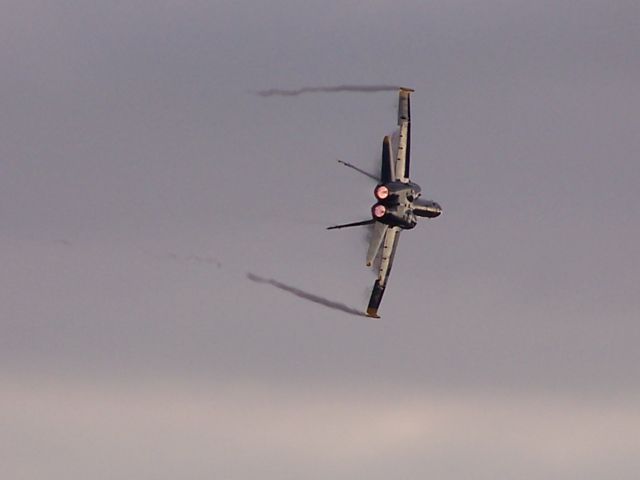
[[371, 181, 441, 229]]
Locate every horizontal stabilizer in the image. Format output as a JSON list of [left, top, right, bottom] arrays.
[[327, 219, 375, 230], [337, 159, 378, 181]]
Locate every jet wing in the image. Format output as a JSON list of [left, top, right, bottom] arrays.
[[394, 89, 412, 182], [366, 221, 388, 267], [366, 226, 401, 318]]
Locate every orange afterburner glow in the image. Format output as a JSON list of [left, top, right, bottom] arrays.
[[372, 204, 387, 218], [374, 185, 389, 200]]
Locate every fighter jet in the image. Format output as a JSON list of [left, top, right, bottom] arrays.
[[328, 88, 442, 318]]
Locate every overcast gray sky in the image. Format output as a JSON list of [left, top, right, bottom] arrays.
[[2, 1, 640, 478]]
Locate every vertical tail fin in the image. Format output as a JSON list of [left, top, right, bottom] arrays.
[[381, 136, 394, 183]]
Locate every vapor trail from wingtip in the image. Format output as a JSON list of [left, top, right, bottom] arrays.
[[256, 84, 403, 97], [247, 272, 368, 318]]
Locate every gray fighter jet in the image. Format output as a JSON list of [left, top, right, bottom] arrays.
[[328, 88, 442, 318]]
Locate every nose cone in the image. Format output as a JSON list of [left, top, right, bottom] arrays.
[[413, 199, 442, 218]]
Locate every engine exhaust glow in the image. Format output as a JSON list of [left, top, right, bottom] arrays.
[[374, 185, 390, 200], [372, 204, 387, 218]]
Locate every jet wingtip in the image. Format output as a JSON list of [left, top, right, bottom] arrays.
[[366, 307, 381, 319]]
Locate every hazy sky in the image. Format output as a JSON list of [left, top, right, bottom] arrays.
[[2, 1, 639, 478]]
